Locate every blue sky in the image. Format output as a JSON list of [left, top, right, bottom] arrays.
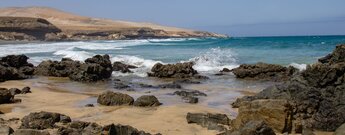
[[1, 0, 345, 37]]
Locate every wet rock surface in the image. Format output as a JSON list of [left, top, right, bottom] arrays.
[[186, 113, 230, 131], [232, 62, 298, 81], [232, 44, 345, 132], [97, 91, 134, 106], [113, 61, 138, 73], [0, 88, 14, 104], [36, 55, 113, 82], [148, 62, 198, 78], [0, 55, 35, 82], [134, 95, 162, 107], [174, 90, 207, 104]]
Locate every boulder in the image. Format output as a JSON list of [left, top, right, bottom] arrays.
[[232, 99, 293, 133], [9, 88, 21, 96], [13, 129, 50, 135], [113, 61, 137, 73], [0, 88, 14, 104], [57, 121, 103, 135], [21, 87, 31, 94], [186, 113, 230, 131], [97, 91, 134, 106], [133, 95, 162, 107], [69, 55, 113, 82], [35, 58, 81, 77], [0, 55, 34, 82], [20, 111, 71, 130], [104, 124, 158, 135], [148, 62, 198, 78], [227, 121, 276, 135], [232, 62, 298, 81], [0, 125, 14, 135], [174, 90, 207, 104]]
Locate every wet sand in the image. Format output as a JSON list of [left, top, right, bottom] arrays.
[[0, 77, 239, 135]]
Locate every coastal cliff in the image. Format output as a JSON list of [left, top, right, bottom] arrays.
[[0, 7, 227, 41]]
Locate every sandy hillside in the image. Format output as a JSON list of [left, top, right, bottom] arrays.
[[0, 7, 194, 33]]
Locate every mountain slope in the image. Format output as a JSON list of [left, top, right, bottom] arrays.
[[0, 7, 226, 38]]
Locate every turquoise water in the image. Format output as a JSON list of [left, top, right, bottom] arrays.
[[1, 35, 345, 75]]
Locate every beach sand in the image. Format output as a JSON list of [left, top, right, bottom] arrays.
[[0, 78, 231, 135]]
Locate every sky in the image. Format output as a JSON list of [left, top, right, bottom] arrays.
[[1, 0, 345, 37]]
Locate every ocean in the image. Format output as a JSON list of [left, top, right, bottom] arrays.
[[1, 35, 345, 114]]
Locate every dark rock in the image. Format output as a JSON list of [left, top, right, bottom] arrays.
[[232, 62, 298, 81], [97, 91, 134, 106], [148, 62, 198, 78], [174, 90, 207, 97], [9, 88, 21, 96], [134, 95, 162, 107], [318, 44, 345, 64], [35, 59, 81, 77], [0, 125, 14, 135], [0, 55, 34, 82], [13, 129, 50, 135], [114, 81, 131, 90], [157, 83, 182, 89], [173, 79, 201, 84], [182, 96, 198, 104], [113, 61, 137, 73], [186, 113, 230, 131], [57, 121, 103, 135], [334, 123, 345, 135], [85, 104, 94, 107], [20, 111, 71, 130], [21, 87, 31, 94], [221, 68, 231, 72], [69, 55, 112, 82], [0, 88, 14, 104], [228, 121, 276, 135], [104, 124, 157, 135]]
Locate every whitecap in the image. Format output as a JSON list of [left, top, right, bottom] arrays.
[[53, 50, 95, 62], [289, 63, 307, 71]]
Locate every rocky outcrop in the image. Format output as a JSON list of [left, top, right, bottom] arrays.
[[232, 44, 345, 132], [97, 91, 134, 106], [134, 95, 162, 107], [232, 62, 298, 81], [186, 113, 230, 131], [36, 55, 112, 82], [113, 62, 137, 73], [148, 62, 198, 78], [0, 17, 61, 40], [20, 111, 71, 130], [14, 129, 50, 135], [0, 55, 35, 82], [226, 121, 276, 135]]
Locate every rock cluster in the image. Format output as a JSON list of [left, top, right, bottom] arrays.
[[0, 86, 32, 105], [36, 55, 112, 82], [0, 55, 35, 82], [148, 62, 198, 78], [231, 62, 298, 81], [1, 111, 159, 135], [232, 44, 345, 133], [113, 61, 137, 73], [97, 91, 162, 107]]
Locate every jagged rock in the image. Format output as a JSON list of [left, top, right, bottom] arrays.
[[35, 58, 81, 77], [318, 44, 345, 64], [227, 121, 276, 135], [0, 88, 14, 104], [97, 91, 134, 106], [20, 111, 71, 130], [232, 99, 293, 133], [104, 124, 157, 135], [57, 121, 103, 135], [221, 68, 231, 72], [0, 125, 14, 135], [334, 123, 345, 135], [148, 62, 198, 78], [9, 88, 21, 96], [113, 62, 137, 73], [14, 129, 50, 135], [186, 113, 230, 131], [182, 96, 199, 104], [134, 95, 162, 107], [69, 55, 112, 82], [21, 87, 31, 94], [174, 90, 207, 104], [0, 55, 34, 82], [232, 62, 298, 81]]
